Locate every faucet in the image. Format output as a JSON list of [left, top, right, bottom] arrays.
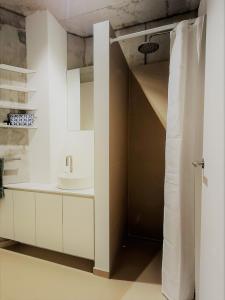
[[66, 155, 73, 173]]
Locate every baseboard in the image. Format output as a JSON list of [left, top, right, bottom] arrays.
[[0, 239, 17, 248], [93, 267, 110, 279], [127, 234, 163, 243]]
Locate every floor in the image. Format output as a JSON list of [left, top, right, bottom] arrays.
[[0, 240, 165, 300]]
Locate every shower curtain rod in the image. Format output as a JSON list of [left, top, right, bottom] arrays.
[[110, 18, 196, 44]]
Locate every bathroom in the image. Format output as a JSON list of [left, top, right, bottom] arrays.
[[0, 1, 224, 300]]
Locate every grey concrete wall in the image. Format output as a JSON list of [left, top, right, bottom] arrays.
[[0, 8, 26, 66], [0, 9, 197, 72], [0, 8, 29, 183], [67, 34, 93, 69]]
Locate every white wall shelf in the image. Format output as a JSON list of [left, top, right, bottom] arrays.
[[0, 84, 36, 93], [0, 103, 36, 111], [0, 124, 38, 129], [0, 64, 36, 74], [0, 65, 38, 130]]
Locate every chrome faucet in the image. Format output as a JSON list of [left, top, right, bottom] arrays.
[[66, 155, 73, 173]]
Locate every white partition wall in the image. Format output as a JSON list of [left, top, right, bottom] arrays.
[[94, 21, 129, 275], [26, 11, 67, 183], [94, 21, 110, 274]]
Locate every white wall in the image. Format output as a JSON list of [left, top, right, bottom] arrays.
[[27, 11, 94, 184], [26, 11, 51, 183], [199, 0, 225, 299]]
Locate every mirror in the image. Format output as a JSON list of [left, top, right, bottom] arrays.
[[67, 66, 94, 131]]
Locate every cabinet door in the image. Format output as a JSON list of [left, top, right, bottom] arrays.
[[13, 190, 35, 245], [0, 189, 14, 239], [63, 196, 94, 260], [36, 193, 62, 252]]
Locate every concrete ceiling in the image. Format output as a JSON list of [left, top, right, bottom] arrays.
[[0, 0, 200, 36]]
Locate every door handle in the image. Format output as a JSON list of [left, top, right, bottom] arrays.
[[192, 159, 205, 169]]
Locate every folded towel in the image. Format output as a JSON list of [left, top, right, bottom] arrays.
[[0, 158, 4, 199]]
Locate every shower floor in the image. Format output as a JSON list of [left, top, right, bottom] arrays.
[[112, 238, 162, 283]]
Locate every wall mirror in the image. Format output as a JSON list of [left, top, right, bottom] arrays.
[[67, 66, 94, 131]]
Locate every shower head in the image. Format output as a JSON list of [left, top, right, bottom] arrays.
[[138, 36, 159, 54]]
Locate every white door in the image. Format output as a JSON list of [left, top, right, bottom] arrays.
[[0, 189, 14, 239], [63, 196, 94, 260], [13, 190, 36, 245], [198, 1, 225, 299], [193, 162, 204, 300], [36, 193, 63, 252]]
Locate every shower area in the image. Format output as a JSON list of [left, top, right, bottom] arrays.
[[126, 31, 168, 244], [106, 28, 169, 283], [94, 14, 205, 300]]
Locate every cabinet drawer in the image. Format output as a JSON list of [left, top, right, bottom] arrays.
[[36, 193, 63, 252], [13, 190, 35, 245], [63, 196, 94, 260], [0, 189, 14, 239]]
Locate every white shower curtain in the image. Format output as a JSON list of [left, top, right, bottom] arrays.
[[162, 17, 205, 300]]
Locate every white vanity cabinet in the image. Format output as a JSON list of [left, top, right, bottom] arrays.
[[36, 193, 63, 252], [63, 196, 94, 260], [0, 187, 94, 261], [0, 190, 14, 239], [13, 190, 36, 245]]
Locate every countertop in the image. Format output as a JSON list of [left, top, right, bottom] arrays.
[[4, 182, 94, 198]]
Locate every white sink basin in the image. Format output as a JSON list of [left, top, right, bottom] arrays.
[[57, 174, 93, 190]]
